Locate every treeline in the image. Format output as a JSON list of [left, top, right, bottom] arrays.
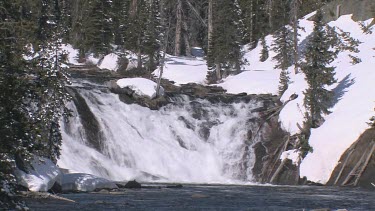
[[57, 0, 331, 78], [0, 0, 70, 208]]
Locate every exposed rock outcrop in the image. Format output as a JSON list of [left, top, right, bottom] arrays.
[[327, 128, 375, 189]]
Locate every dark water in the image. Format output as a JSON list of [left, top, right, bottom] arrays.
[[25, 184, 375, 211]]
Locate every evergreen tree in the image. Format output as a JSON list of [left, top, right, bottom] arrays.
[[0, 1, 36, 208], [143, 0, 162, 71], [259, 36, 269, 62], [370, 111, 375, 128], [278, 69, 291, 96], [70, 0, 113, 58], [30, 0, 71, 160], [112, 0, 130, 46], [87, 0, 113, 56], [206, 0, 244, 83], [271, 0, 293, 96], [302, 10, 338, 128], [125, 0, 149, 69]]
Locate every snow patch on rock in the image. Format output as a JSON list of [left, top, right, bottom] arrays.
[[15, 157, 62, 192], [99, 53, 119, 71], [280, 150, 301, 165], [117, 78, 164, 98], [61, 173, 118, 192]]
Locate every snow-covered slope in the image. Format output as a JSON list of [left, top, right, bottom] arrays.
[[299, 15, 375, 183]]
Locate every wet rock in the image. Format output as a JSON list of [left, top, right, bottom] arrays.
[[327, 128, 375, 189], [123, 180, 142, 189], [166, 184, 183, 188], [66, 87, 104, 153], [49, 182, 62, 194]]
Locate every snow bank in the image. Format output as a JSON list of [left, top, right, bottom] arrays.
[[299, 16, 375, 183], [276, 14, 375, 183], [153, 55, 208, 85], [117, 78, 164, 98], [15, 157, 62, 192], [61, 173, 118, 192], [61, 44, 80, 65], [99, 53, 119, 71], [280, 150, 301, 165], [219, 70, 280, 95]]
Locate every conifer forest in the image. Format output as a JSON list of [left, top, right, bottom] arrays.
[[1, 0, 375, 209]]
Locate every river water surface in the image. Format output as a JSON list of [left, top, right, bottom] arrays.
[[25, 184, 374, 210]]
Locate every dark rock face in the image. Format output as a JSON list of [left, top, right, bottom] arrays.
[[49, 182, 62, 194], [166, 184, 183, 188], [66, 87, 104, 153], [123, 180, 142, 189], [327, 128, 375, 189]]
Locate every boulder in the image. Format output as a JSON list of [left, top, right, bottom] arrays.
[[61, 173, 118, 192], [123, 180, 141, 189], [14, 156, 62, 192]]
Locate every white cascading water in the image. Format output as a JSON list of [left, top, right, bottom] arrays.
[[58, 81, 268, 184]]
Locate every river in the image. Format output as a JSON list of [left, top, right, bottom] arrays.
[[25, 184, 374, 210]]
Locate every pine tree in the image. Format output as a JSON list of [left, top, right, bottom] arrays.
[[271, 0, 293, 96], [302, 10, 338, 128], [112, 0, 130, 46], [272, 0, 293, 71], [206, 0, 244, 83], [30, 0, 71, 160], [370, 112, 375, 127], [290, 0, 301, 74], [259, 36, 269, 62], [278, 69, 291, 96], [0, 1, 35, 208], [143, 0, 162, 71], [87, 0, 113, 56], [125, 0, 149, 69]]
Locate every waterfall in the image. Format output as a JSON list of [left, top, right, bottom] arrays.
[[58, 80, 274, 184]]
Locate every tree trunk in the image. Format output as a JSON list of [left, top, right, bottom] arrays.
[[129, 0, 138, 18], [267, 0, 273, 30], [292, 0, 299, 74], [215, 62, 221, 81], [137, 38, 142, 69], [249, 0, 254, 48], [182, 15, 191, 56], [208, 0, 213, 51], [174, 0, 182, 56]]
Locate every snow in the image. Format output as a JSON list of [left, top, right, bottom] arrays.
[[116, 78, 163, 98], [280, 150, 301, 165], [153, 55, 208, 85], [299, 16, 375, 184], [14, 157, 62, 192], [61, 44, 80, 65], [98, 53, 119, 71], [61, 173, 118, 192], [219, 70, 280, 95]]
